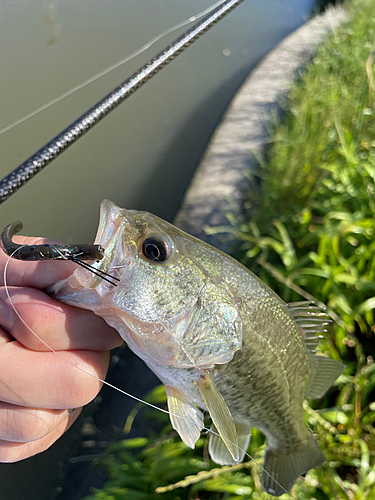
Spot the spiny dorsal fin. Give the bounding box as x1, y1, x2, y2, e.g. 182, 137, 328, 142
196, 370, 239, 462
287, 300, 331, 351
166, 385, 204, 449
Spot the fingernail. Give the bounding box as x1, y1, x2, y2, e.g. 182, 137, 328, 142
0, 299, 14, 332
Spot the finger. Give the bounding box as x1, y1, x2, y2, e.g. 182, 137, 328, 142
0, 326, 12, 347
0, 341, 110, 408
0, 287, 122, 351
0, 407, 82, 463
0, 403, 69, 442
0, 236, 82, 288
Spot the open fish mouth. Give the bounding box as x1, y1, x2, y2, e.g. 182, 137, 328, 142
73, 200, 129, 289
94, 200, 124, 250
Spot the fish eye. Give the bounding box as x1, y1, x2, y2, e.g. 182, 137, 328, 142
142, 235, 171, 262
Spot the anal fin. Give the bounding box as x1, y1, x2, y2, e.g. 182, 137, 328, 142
197, 370, 239, 462
306, 354, 345, 399
262, 435, 324, 496
209, 421, 251, 465
166, 385, 204, 449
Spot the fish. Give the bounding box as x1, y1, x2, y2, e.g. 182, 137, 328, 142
48, 199, 345, 497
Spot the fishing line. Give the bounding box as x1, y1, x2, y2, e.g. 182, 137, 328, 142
69, 257, 120, 286
2, 248, 183, 417
0, 0, 226, 138
0, 0, 246, 203
2, 249, 294, 498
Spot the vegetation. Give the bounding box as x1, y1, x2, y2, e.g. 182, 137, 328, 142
82, 0, 375, 498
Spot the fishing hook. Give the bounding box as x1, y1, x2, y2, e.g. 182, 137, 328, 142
1, 221, 104, 261
1, 221, 120, 286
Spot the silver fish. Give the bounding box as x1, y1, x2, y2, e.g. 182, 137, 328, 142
49, 200, 345, 496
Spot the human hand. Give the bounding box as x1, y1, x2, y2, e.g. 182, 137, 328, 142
0, 235, 123, 462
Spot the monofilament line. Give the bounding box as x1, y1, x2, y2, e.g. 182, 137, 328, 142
0, 0, 226, 138
2, 249, 293, 498
0, 0, 245, 204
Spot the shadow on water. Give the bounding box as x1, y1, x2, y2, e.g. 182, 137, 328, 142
59, 348, 160, 500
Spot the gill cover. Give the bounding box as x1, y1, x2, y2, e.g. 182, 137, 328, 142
54, 200, 243, 370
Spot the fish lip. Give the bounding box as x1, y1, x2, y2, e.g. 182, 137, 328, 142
73, 200, 129, 289
94, 200, 123, 249
95, 200, 138, 265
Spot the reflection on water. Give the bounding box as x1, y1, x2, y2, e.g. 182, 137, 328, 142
0, 2, 315, 499
0, 0, 313, 242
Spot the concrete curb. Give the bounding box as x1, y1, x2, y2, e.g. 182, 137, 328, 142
174, 7, 348, 252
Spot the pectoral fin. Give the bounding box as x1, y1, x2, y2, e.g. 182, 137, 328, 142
196, 371, 239, 462
166, 386, 204, 449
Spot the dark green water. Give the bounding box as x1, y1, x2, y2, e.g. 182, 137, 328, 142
0, 0, 313, 242
0, 1, 315, 499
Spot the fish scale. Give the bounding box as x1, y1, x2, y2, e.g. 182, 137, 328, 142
47, 199, 345, 497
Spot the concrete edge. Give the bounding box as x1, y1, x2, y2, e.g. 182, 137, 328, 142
174, 6, 349, 252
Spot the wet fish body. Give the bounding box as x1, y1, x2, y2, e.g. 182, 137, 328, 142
49, 200, 344, 496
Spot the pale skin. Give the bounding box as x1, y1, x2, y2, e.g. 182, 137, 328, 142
0, 236, 123, 462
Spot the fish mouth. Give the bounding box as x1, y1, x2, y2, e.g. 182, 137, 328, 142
73, 200, 126, 289
93, 200, 123, 249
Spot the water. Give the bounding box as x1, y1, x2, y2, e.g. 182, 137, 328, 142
0, 0, 313, 243
0, 1, 315, 499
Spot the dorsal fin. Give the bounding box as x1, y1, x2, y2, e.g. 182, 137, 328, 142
287, 300, 331, 351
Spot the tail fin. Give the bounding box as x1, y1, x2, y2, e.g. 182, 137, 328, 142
261, 436, 324, 496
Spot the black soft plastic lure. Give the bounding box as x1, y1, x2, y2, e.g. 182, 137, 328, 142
1, 221, 119, 286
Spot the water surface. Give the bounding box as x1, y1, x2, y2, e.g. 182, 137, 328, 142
0, 0, 313, 242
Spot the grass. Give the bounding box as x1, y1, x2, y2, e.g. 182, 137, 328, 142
81, 1, 375, 498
